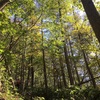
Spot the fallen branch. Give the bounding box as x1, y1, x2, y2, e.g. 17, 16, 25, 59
78, 75, 100, 86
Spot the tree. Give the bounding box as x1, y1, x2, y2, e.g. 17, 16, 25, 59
81, 0, 100, 43
0, 0, 100, 99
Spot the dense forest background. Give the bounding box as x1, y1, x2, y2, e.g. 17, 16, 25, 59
0, 0, 100, 100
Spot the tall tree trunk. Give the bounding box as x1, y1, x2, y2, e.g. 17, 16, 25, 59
42, 42, 48, 89
51, 55, 61, 89
59, 57, 67, 87
30, 56, 34, 89
81, 0, 100, 43
20, 35, 26, 91
78, 33, 96, 88
69, 38, 80, 84
82, 50, 96, 88
24, 66, 31, 90
3, 55, 11, 75
30, 55, 34, 100
51, 58, 57, 89
64, 40, 74, 85
58, 1, 74, 85
20, 54, 25, 90
41, 29, 48, 100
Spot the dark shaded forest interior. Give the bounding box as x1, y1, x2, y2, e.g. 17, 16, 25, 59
0, 0, 100, 100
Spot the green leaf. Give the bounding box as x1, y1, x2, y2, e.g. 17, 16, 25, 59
1, 67, 6, 71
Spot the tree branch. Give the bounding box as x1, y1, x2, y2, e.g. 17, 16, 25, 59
78, 75, 100, 86
0, 0, 10, 11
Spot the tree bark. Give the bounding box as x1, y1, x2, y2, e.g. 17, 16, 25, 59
81, 0, 100, 43
30, 56, 34, 89
20, 54, 25, 90
64, 40, 74, 85
30, 55, 34, 100
24, 66, 31, 90
59, 57, 67, 87
51, 57, 57, 89
41, 26, 48, 99
69, 38, 80, 84
58, 1, 74, 85
78, 33, 96, 88
82, 50, 96, 88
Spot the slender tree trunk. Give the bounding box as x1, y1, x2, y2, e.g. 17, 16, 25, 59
31, 66, 34, 88
57, 76, 62, 89
59, 57, 67, 87
30, 55, 34, 100
78, 33, 96, 88
24, 66, 31, 90
3, 56, 11, 75
69, 38, 80, 84
42, 42, 48, 89
41, 28, 48, 100
31, 56, 34, 89
82, 50, 96, 88
58, 1, 74, 85
21, 54, 25, 90
20, 35, 26, 91
9, 36, 13, 51
51, 58, 56, 89
81, 0, 100, 43
64, 40, 74, 85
